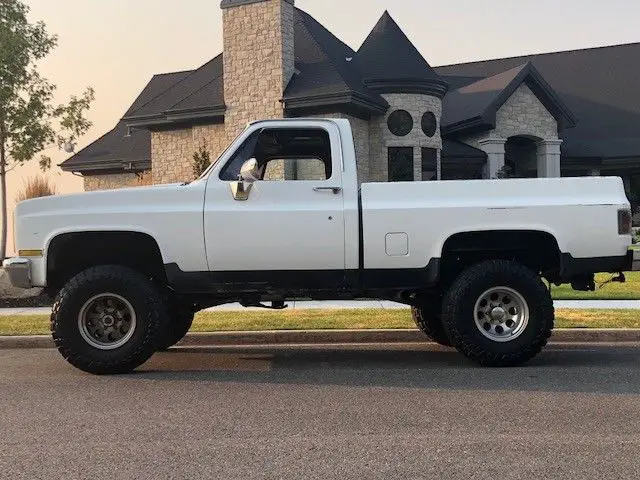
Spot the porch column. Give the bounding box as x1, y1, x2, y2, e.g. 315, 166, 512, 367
478, 138, 506, 179
536, 139, 563, 178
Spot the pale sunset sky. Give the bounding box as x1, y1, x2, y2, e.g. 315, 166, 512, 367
5, 0, 639, 252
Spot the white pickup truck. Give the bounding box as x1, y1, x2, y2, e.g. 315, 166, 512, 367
4, 118, 638, 374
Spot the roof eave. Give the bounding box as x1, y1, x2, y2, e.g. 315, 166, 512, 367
123, 105, 226, 129
441, 116, 491, 136
59, 158, 151, 174
363, 78, 449, 98
284, 91, 389, 116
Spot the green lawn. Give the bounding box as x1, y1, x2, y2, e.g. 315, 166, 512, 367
550, 272, 640, 300
2, 308, 640, 336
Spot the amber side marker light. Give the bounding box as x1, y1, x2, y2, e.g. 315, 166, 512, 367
18, 250, 43, 257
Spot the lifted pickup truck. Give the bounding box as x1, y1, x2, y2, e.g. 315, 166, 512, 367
5, 119, 638, 373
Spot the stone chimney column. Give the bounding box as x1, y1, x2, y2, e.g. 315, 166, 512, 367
221, 0, 295, 138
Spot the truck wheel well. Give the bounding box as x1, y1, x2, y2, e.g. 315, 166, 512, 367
46, 231, 166, 296
440, 230, 561, 284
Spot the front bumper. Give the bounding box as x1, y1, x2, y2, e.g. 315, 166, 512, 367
2, 257, 32, 289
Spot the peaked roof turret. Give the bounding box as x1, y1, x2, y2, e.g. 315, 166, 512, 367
356, 11, 448, 97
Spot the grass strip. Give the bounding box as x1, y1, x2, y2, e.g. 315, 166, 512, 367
550, 272, 640, 300
1, 308, 639, 336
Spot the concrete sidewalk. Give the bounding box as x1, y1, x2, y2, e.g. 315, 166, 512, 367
2, 328, 640, 350
1, 299, 640, 316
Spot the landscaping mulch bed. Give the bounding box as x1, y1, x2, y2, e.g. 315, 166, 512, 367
0, 292, 52, 308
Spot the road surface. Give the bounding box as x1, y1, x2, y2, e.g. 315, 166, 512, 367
1, 343, 640, 479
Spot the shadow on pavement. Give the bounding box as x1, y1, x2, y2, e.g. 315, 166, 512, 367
128, 342, 640, 394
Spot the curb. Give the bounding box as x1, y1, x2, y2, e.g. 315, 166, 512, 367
2, 328, 640, 349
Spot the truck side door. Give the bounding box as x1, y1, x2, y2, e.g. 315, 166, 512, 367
203, 121, 346, 291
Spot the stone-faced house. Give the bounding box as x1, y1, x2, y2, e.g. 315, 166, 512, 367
62, 0, 640, 205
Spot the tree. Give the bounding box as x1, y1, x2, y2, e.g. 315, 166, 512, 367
192, 143, 211, 179
0, 0, 94, 260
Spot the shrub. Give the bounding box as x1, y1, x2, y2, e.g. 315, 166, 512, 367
15, 175, 56, 203
192, 144, 211, 179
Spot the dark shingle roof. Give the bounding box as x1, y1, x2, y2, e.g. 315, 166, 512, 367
283, 9, 388, 115
61, 71, 191, 172
123, 54, 225, 127
436, 43, 640, 158
355, 11, 448, 97
441, 62, 576, 134
442, 139, 487, 159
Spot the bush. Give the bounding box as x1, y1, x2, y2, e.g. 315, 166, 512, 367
15, 175, 56, 203
192, 144, 211, 179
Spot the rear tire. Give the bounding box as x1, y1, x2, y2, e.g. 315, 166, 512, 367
411, 296, 452, 347
442, 260, 554, 367
51, 265, 168, 374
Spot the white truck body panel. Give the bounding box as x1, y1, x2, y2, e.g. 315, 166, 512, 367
14, 182, 208, 287
361, 177, 630, 270
203, 119, 352, 272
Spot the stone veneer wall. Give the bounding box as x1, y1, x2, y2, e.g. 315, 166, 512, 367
84, 171, 152, 191
369, 93, 443, 182
300, 113, 370, 182
462, 84, 559, 149
151, 124, 228, 184
222, 0, 295, 181
223, 0, 293, 137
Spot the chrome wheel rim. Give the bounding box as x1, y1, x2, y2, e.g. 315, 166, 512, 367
473, 286, 529, 343
78, 293, 137, 350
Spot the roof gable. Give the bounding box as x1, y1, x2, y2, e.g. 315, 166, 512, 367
442, 62, 576, 135
436, 42, 640, 158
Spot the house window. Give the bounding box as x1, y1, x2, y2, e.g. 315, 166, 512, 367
422, 147, 437, 180
388, 147, 414, 182
387, 110, 413, 137
423, 147, 483, 180
421, 112, 437, 138
264, 158, 328, 181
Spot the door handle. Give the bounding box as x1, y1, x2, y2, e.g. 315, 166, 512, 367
313, 187, 342, 194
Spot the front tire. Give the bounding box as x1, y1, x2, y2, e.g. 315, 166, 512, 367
157, 304, 195, 351
442, 260, 554, 367
51, 265, 168, 374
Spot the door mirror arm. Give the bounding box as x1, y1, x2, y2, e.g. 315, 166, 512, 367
230, 158, 259, 201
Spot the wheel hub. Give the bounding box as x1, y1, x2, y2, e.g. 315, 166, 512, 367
78, 293, 137, 350
101, 315, 115, 327
490, 306, 506, 322
474, 287, 529, 343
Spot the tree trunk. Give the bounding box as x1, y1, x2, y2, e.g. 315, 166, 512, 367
0, 120, 7, 261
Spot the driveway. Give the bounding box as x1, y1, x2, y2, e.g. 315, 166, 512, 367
1, 343, 640, 479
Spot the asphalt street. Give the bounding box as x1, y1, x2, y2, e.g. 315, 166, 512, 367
1, 342, 640, 479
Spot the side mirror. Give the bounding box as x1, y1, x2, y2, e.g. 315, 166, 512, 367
230, 158, 259, 201
239, 158, 260, 183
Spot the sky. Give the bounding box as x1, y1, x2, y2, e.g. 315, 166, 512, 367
4, 0, 640, 251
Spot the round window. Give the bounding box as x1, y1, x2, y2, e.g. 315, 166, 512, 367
387, 110, 414, 137
421, 112, 437, 137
